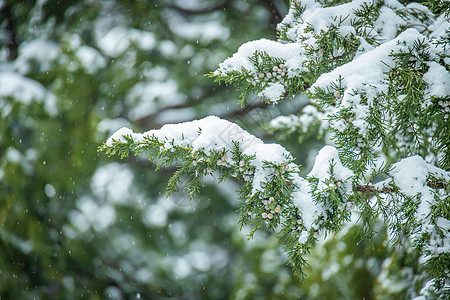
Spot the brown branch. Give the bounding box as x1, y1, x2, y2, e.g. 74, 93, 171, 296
355, 179, 448, 195
427, 179, 448, 190
258, 0, 284, 34
223, 100, 269, 119
134, 90, 221, 129
355, 184, 396, 194
1, 3, 19, 60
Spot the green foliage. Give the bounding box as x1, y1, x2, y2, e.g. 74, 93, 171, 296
3, 0, 450, 298
100, 132, 319, 277
102, 0, 450, 298
302, 224, 424, 300
425, 0, 450, 17
2, 0, 307, 298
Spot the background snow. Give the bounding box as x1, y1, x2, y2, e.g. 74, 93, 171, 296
0, 71, 57, 115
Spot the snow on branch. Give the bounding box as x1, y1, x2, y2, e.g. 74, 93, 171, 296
101, 0, 450, 293
101, 115, 449, 286
101, 116, 366, 276
311, 28, 425, 102
210, 0, 435, 105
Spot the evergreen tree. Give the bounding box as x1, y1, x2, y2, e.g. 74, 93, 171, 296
1, 0, 304, 298
101, 0, 450, 298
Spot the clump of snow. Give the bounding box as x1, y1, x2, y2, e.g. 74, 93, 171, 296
270, 114, 301, 129
70, 196, 116, 232
164, 256, 192, 279
14, 39, 60, 74
308, 145, 354, 192
91, 163, 134, 204
158, 40, 177, 57
107, 116, 263, 157
151, 116, 260, 153
292, 176, 325, 231
133, 30, 156, 50
297, 231, 309, 244
98, 27, 130, 57
428, 14, 449, 42
101, 28, 130, 56
143, 204, 168, 228
294, 0, 367, 36
217, 39, 304, 75
5, 147, 21, 163
170, 19, 230, 43
390, 155, 449, 222
75, 46, 107, 74
106, 128, 136, 146
427, 15, 450, 69
421, 216, 450, 263
97, 27, 156, 57
63, 33, 82, 50
374, 6, 406, 41
0, 71, 57, 116
186, 250, 213, 272
257, 82, 285, 103
423, 61, 450, 98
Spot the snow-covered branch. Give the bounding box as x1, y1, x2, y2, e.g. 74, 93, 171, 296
101, 0, 450, 295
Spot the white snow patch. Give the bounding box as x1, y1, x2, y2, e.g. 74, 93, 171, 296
374, 6, 405, 41
0, 71, 57, 115
313, 29, 424, 93
70, 196, 116, 232
5, 147, 21, 163
143, 205, 168, 227
423, 61, 450, 98
270, 114, 301, 129
292, 176, 325, 230
171, 20, 230, 43
15, 39, 60, 74
76, 46, 107, 74
390, 155, 449, 222
106, 127, 136, 146
257, 82, 285, 103
91, 163, 134, 204
308, 145, 354, 192
218, 39, 304, 75
97, 27, 156, 57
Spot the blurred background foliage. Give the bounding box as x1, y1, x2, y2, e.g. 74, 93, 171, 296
0, 0, 424, 299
